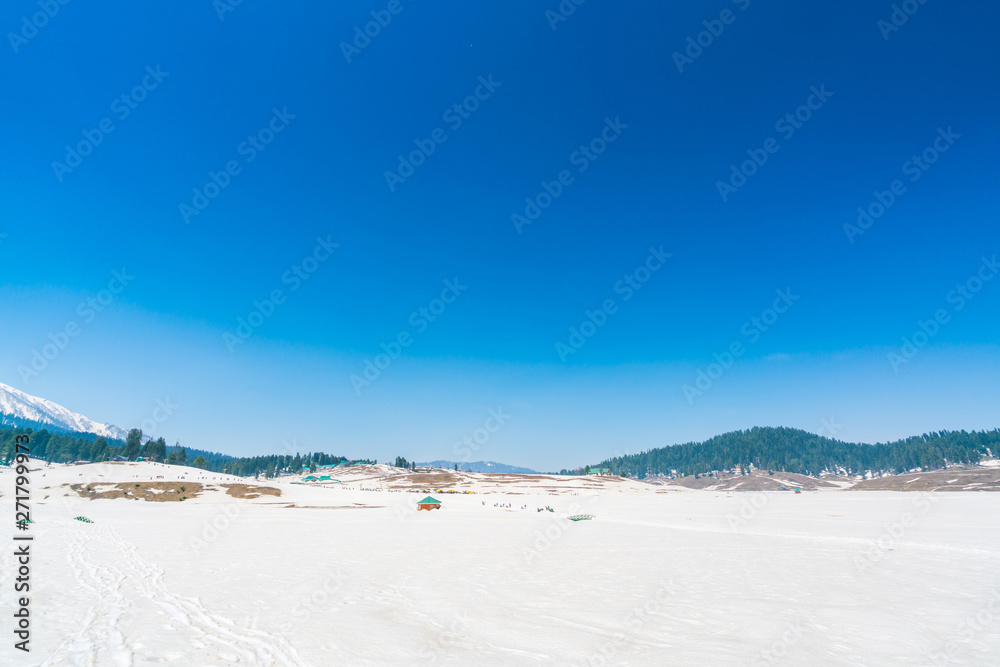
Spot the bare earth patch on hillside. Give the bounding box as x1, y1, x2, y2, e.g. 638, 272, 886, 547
668, 471, 840, 491
849, 468, 1000, 491
69, 482, 203, 502
222, 484, 281, 499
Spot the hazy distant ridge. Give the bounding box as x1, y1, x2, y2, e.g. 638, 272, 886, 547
417, 460, 539, 474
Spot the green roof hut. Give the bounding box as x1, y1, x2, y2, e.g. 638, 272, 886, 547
417, 496, 442, 511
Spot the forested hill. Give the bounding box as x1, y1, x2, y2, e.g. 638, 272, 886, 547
594, 427, 1000, 478
0, 427, 356, 478
0, 427, 231, 470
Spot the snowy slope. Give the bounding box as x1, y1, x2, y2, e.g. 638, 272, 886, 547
12, 465, 1000, 666
0, 381, 127, 440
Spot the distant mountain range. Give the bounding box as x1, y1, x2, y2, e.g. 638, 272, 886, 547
0, 382, 128, 441
0, 382, 543, 474
418, 460, 539, 474
6, 381, 996, 481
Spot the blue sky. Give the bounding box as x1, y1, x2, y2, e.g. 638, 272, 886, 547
1, 0, 998, 470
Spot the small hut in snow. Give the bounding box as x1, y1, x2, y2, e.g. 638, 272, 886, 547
417, 496, 442, 511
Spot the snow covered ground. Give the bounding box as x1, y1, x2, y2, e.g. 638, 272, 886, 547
3, 462, 999, 665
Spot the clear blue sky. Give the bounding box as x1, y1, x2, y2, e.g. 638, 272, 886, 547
1, 1, 998, 470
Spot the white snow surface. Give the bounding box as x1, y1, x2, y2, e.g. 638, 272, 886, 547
3, 461, 1000, 666
0, 381, 127, 440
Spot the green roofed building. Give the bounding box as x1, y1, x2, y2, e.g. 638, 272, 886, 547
417, 496, 441, 511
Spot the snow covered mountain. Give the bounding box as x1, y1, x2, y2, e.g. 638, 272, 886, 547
0, 382, 128, 441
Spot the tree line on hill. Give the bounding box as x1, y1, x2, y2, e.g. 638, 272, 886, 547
0, 427, 167, 466
11, 422, 995, 482
225, 453, 374, 478
0, 426, 371, 479
394, 456, 416, 470
586, 426, 1000, 478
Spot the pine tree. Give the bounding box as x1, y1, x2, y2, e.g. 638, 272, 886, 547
124, 429, 142, 461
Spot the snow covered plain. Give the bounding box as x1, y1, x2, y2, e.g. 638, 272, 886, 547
3, 462, 999, 666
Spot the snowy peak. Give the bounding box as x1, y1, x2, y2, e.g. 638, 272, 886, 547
0, 382, 127, 441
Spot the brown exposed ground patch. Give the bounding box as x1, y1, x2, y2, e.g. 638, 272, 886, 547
222, 483, 281, 499
380, 471, 466, 490
666, 475, 726, 490
667, 471, 839, 491
70, 482, 203, 502
406, 473, 462, 486
848, 468, 1000, 492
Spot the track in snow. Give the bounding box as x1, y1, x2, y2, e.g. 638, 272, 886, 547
41, 520, 309, 666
